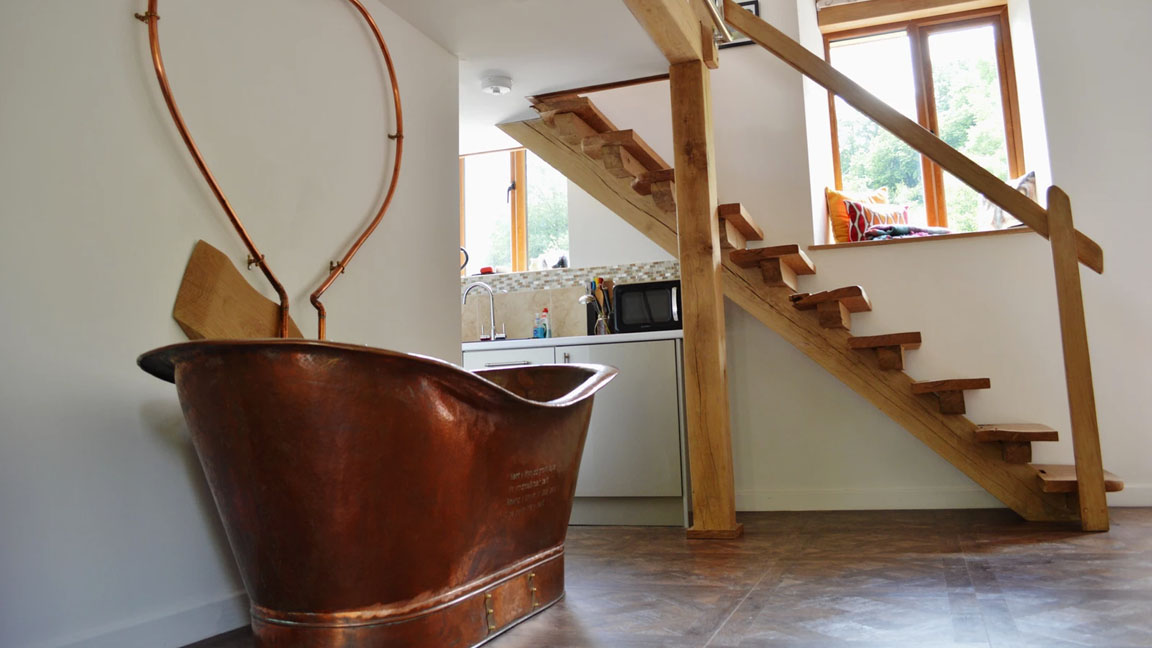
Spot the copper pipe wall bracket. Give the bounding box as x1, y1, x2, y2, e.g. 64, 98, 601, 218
134, 11, 159, 22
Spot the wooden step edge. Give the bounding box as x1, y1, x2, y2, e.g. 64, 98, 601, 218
975, 424, 1059, 443
1032, 464, 1124, 493
539, 111, 599, 146
848, 332, 922, 350
728, 245, 816, 275
910, 378, 992, 394
582, 129, 669, 171
792, 286, 871, 313
531, 96, 617, 133
632, 168, 675, 196
717, 203, 765, 241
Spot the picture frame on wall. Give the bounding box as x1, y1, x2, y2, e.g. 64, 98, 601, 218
719, 0, 761, 49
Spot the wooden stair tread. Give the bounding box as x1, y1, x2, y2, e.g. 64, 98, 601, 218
717, 203, 765, 241
582, 130, 669, 171
1032, 464, 1124, 493
728, 245, 816, 274
532, 97, 616, 133
911, 378, 991, 394
792, 286, 871, 313
975, 424, 1059, 443
632, 168, 675, 195
849, 332, 922, 350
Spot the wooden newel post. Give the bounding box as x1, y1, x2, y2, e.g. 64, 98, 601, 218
670, 60, 742, 539
1047, 186, 1108, 531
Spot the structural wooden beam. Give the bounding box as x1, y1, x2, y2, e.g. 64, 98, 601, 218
500, 115, 1080, 524
669, 59, 741, 539
622, 0, 706, 64
1047, 186, 1109, 531
724, 0, 1103, 274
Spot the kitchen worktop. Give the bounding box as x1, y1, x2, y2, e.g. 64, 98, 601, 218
462, 329, 683, 352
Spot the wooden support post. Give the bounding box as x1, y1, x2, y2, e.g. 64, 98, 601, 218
759, 259, 797, 290
875, 346, 904, 371
1002, 442, 1032, 465
816, 301, 851, 330
937, 391, 966, 415
670, 60, 741, 539
1047, 186, 1109, 531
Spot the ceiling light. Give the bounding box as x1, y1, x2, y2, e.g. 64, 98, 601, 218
481, 75, 512, 96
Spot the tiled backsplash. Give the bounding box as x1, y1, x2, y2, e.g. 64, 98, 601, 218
460, 261, 680, 342
459, 260, 680, 293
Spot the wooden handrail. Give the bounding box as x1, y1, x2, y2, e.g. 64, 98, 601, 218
723, 0, 1103, 274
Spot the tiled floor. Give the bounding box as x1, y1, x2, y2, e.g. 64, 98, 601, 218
187, 508, 1152, 647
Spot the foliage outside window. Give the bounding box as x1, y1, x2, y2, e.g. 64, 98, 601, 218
460, 149, 569, 273
826, 6, 1024, 232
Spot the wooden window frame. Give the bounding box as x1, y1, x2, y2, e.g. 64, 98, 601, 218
459, 147, 530, 273
825, 5, 1025, 230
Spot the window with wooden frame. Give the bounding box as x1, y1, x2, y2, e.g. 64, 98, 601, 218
824, 3, 1025, 232
459, 148, 569, 274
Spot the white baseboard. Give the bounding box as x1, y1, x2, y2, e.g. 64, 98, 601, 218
1104, 483, 1152, 507
47, 591, 249, 648
737, 483, 1152, 511
736, 486, 1003, 511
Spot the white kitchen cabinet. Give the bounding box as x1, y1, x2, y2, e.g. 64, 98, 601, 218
460, 346, 555, 370
560, 340, 683, 498
462, 333, 687, 526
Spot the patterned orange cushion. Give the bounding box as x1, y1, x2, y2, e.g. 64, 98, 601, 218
826, 187, 888, 243
844, 200, 909, 241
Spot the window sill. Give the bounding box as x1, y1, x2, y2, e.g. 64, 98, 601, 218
809, 226, 1034, 251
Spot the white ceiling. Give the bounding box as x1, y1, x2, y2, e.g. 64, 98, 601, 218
377, 0, 669, 153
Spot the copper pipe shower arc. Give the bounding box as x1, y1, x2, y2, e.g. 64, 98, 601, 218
137, 0, 404, 340
310, 0, 405, 341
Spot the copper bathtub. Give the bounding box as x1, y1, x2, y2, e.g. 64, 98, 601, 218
138, 340, 617, 647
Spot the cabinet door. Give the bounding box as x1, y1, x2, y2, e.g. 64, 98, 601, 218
462, 347, 555, 371
561, 340, 682, 497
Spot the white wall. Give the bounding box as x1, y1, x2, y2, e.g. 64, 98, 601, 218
558, 1, 1152, 510
0, 2, 458, 647
568, 181, 673, 268
1027, 0, 1152, 505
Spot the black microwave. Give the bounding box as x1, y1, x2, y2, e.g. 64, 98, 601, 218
612, 280, 682, 333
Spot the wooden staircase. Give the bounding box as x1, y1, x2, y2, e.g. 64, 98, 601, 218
500, 93, 1123, 526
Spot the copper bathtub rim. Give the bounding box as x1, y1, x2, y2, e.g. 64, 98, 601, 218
138, 0, 405, 340
136, 339, 619, 408
249, 548, 564, 628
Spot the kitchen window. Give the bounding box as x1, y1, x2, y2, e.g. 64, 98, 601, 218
825, 5, 1024, 231
459, 148, 570, 274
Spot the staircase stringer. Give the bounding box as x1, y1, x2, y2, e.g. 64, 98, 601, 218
500, 116, 1079, 523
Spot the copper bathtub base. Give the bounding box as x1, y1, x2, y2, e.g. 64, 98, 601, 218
251, 550, 565, 648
